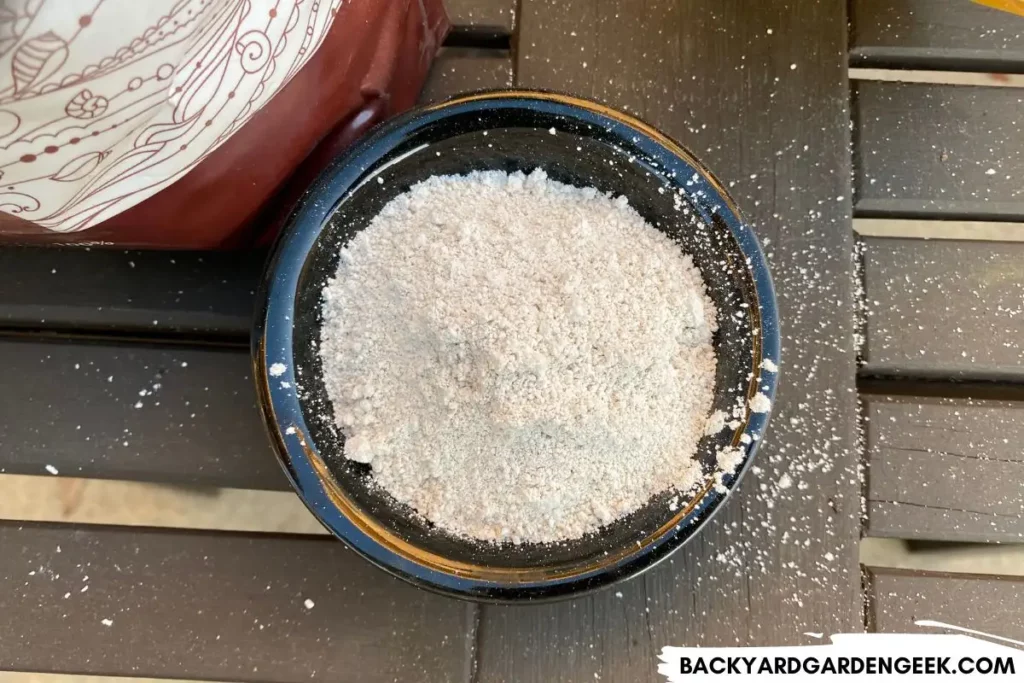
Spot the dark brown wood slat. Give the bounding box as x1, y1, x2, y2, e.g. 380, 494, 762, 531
861, 237, 1024, 381
0, 521, 470, 682
867, 567, 1024, 640
420, 48, 513, 103
0, 249, 261, 340
477, 1, 861, 680
853, 81, 1024, 221
864, 395, 1024, 542
446, 0, 516, 32
0, 338, 286, 490
850, 0, 1024, 71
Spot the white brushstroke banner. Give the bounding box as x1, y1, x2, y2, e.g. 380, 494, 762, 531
659, 623, 1022, 682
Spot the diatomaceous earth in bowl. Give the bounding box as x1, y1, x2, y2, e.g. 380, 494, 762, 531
318, 169, 721, 544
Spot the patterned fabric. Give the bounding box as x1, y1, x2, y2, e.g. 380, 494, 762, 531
0, 0, 341, 232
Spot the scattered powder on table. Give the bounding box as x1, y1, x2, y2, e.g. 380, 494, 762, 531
319, 169, 719, 544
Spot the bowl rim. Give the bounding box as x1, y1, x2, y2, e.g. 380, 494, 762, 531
252, 89, 781, 603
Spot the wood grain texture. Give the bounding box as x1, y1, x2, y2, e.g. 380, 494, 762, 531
853, 81, 1024, 221
0, 249, 261, 340
445, 0, 516, 32
864, 395, 1024, 542
477, 1, 861, 680
850, 0, 1024, 71
0, 338, 286, 490
420, 48, 513, 103
0, 521, 471, 682
867, 567, 1024, 640
861, 237, 1024, 380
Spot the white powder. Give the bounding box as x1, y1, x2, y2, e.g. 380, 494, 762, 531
320, 169, 718, 544
716, 446, 744, 474
749, 392, 772, 413
704, 409, 729, 436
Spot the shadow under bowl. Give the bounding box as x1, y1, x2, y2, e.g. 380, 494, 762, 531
253, 91, 780, 602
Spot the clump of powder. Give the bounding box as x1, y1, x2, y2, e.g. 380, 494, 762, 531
704, 409, 729, 435
749, 392, 772, 413
319, 169, 719, 544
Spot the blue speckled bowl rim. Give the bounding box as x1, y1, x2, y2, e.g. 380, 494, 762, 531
253, 91, 780, 602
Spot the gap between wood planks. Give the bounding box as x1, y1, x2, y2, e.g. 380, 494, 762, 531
854, 219, 1024, 241
858, 378, 1024, 402
0, 474, 324, 535
861, 538, 1024, 578
0, 675, 228, 683
849, 68, 1024, 87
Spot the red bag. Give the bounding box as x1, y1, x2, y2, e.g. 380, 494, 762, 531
0, 0, 449, 248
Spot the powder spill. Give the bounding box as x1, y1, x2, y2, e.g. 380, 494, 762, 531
320, 169, 719, 544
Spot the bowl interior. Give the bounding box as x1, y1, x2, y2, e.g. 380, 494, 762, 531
287, 103, 761, 584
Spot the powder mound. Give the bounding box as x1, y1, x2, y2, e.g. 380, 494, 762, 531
319, 169, 718, 544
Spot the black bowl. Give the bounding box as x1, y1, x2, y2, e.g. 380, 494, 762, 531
253, 91, 780, 602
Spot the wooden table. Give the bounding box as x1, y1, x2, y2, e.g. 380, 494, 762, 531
1, 0, 1021, 680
